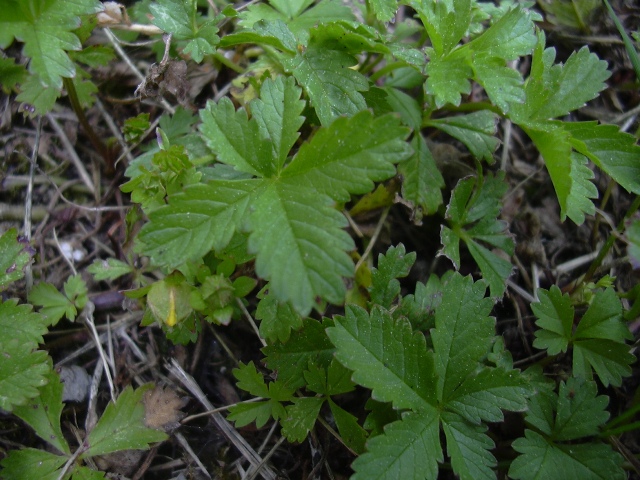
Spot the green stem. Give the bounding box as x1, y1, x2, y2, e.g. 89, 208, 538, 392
581, 195, 640, 285
62, 77, 112, 169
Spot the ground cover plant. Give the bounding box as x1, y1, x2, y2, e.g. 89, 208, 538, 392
1, 0, 640, 478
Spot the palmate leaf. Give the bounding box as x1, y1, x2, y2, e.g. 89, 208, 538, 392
532, 287, 633, 386
439, 174, 514, 298
137, 78, 410, 314
1, 0, 102, 89
510, 378, 625, 480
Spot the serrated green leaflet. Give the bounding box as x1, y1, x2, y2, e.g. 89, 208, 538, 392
0, 337, 51, 411
426, 111, 499, 163
1, 0, 102, 89
0, 448, 67, 480
14, 370, 70, 455
327, 305, 437, 410
85, 385, 167, 457
0, 228, 33, 290
280, 397, 324, 441
369, 244, 416, 309
352, 410, 441, 480
442, 413, 495, 480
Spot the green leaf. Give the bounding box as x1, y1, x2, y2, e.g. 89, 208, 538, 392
411, 0, 472, 56
85, 385, 168, 457
269, 0, 314, 18
256, 290, 303, 344
327, 305, 437, 411
531, 286, 574, 355
280, 396, 324, 442
369, 0, 397, 22
286, 45, 368, 125
426, 111, 500, 163
328, 399, 367, 454
15, 74, 60, 115
229, 362, 294, 427
562, 120, 640, 195
263, 318, 335, 390
441, 412, 495, 480
0, 299, 50, 349
512, 32, 610, 122
471, 55, 525, 113
13, 370, 70, 454
249, 182, 354, 314
251, 76, 305, 170
627, 218, 640, 268
150, 0, 219, 62
425, 52, 472, 108
1, 0, 102, 89
136, 180, 259, 268
0, 448, 67, 480
0, 336, 51, 412
439, 174, 514, 298
28, 279, 80, 324
351, 410, 441, 480
510, 430, 625, 480
397, 275, 443, 331
533, 287, 633, 386
397, 135, 445, 218
431, 274, 494, 402
87, 258, 134, 281
0, 228, 33, 290
282, 110, 412, 202
369, 244, 416, 309
0, 57, 28, 93
221, 19, 298, 53
511, 377, 624, 479
199, 97, 275, 177
523, 125, 596, 224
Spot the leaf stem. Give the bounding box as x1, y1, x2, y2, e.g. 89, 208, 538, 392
62, 77, 113, 173
581, 195, 640, 286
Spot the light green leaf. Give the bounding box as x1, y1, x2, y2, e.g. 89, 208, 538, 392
14, 370, 70, 454
471, 55, 525, 113
0, 337, 51, 412
531, 286, 574, 355
351, 410, 441, 480
397, 135, 445, 218
328, 399, 367, 454
264, 318, 335, 390
369, 244, 416, 309
1, 0, 102, 89
136, 180, 260, 268
446, 367, 531, 424
233, 361, 270, 398
0, 448, 67, 480
327, 305, 436, 411
510, 430, 625, 480
432, 274, 494, 402
0, 299, 50, 349
87, 258, 134, 281
249, 182, 354, 315
28, 282, 75, 325
425, 52, 472, 108
85, 385, 167, 457
410, 0, 471, 56
573, 339, 634, 388
199, 97, 275, 177
220, 19, 298, 53
286, 46, 368, 125
465, 6, 536, 60
256, 291, 303, 344
150, 0, 219, 62
228, 401, 280, 428
15, 74, 60, 115
627, 219, 640, 268
439, 175, 514, 297
369, 0, 397, 22
562, 120, 640, 195
441, 413, 495, 480
426, 111, 500, 163
280, 396, 324, 442
524, 125, 596, 224
251, 76, 305, 170
269, 0, 314, 18
72, 466, 107, 480
0, 228, 32, 290
282, 110, 412, 202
